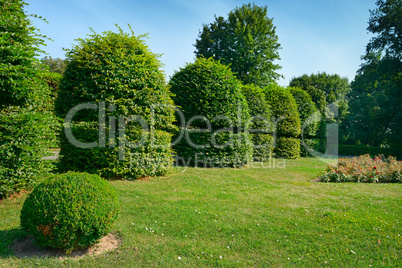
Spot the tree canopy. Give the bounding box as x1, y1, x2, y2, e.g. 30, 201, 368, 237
343, 0, 401, 147
194, 3, 281, 86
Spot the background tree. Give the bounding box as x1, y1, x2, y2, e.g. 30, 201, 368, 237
41, 56, 68, 74
345, 0, 401, 147
195, 3, 281, 86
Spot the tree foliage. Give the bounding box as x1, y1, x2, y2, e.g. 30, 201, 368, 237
366, 0, 401, 60
41, 56, 68, 74
345, 0, 401, 147
194, 3, 281, 86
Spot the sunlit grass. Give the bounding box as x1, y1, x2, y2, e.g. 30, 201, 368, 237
0, 158, 400, 267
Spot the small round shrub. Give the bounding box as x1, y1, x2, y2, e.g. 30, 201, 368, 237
20, 172, 120, 253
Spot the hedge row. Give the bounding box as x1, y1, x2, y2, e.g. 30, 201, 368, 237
59, 122, 172, 179
0, 108, 55, 199
339, 145, 402, 159
173, 129, 253, 167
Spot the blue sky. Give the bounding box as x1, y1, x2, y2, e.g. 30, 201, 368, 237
26, 0, 377, 86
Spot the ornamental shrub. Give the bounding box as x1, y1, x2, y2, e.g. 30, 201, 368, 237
173, 130, 253, 167
169, 58, 252, 166
264, 85, 301, 158
289, 87, 320, 157
275, 137, 300, 159
169, 57, 250, 130
264, 84, 301, 137
56, 26, 175, 128
59, 122, 172, 179
241, 84, 273, 161
20, 172, 120, 253
0, 107, 54, 199
56, 26, 175, 178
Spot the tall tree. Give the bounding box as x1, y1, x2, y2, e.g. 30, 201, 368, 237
194, 3, 281, 86
366, 0, 401, 60
289, 72, 350, 121
345, 0, 401, 147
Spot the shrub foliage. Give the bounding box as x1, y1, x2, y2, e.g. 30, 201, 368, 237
169, 58, 252, 166
264, 85, 301, 158
20, 172, 120, 253
56, 27, 175, 178
0, 0, 55, 198
241, 84, 273, 160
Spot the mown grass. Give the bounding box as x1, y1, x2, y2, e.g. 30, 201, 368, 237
0, 158, 400, 267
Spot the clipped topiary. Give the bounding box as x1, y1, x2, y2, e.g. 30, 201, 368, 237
169, 57, 252, 167
20, 172, 119, 254
241, 84, 274, 161
56, 26, 175, 179
264, 85, 301, 158
289, 87, 320, 157
169, 57, 250, 130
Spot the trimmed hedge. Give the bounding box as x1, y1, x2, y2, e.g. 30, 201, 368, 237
59, 122, 172, 179
264, 84, 301, 137
170, 58, 252, 167
173, 129, 253, 168
169, 57, 250, 130
252, 133, 274, 161
56, 27, 174, 178
264, 85, 301, 159
20, 172, 119, 253
274, 136, 300, 159
0, 107, 54, 199
339, 145, 402, 159
241, 84, 273, 161
289, 87, 320, 157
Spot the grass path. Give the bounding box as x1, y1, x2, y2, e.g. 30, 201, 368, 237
0, 158, 400, 267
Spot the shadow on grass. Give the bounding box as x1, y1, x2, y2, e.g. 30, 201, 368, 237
0, 228, 27, 258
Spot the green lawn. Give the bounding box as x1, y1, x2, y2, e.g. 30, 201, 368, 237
0, 158, 400, 267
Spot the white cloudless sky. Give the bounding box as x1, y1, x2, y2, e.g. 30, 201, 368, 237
26, 0, 377, 86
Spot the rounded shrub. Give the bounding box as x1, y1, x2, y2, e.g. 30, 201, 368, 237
20, 172, 119, 253
169, 58, 252, 167
264, 85, 301, 159
56, 26, 175, 179
241, 84, 273, 161
56, 27, 174, 127
264, 84, 301, 137
289, 87, 320, 157
169, 57, 250, 130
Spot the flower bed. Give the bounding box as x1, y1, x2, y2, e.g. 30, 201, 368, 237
319, 154, 402, 183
